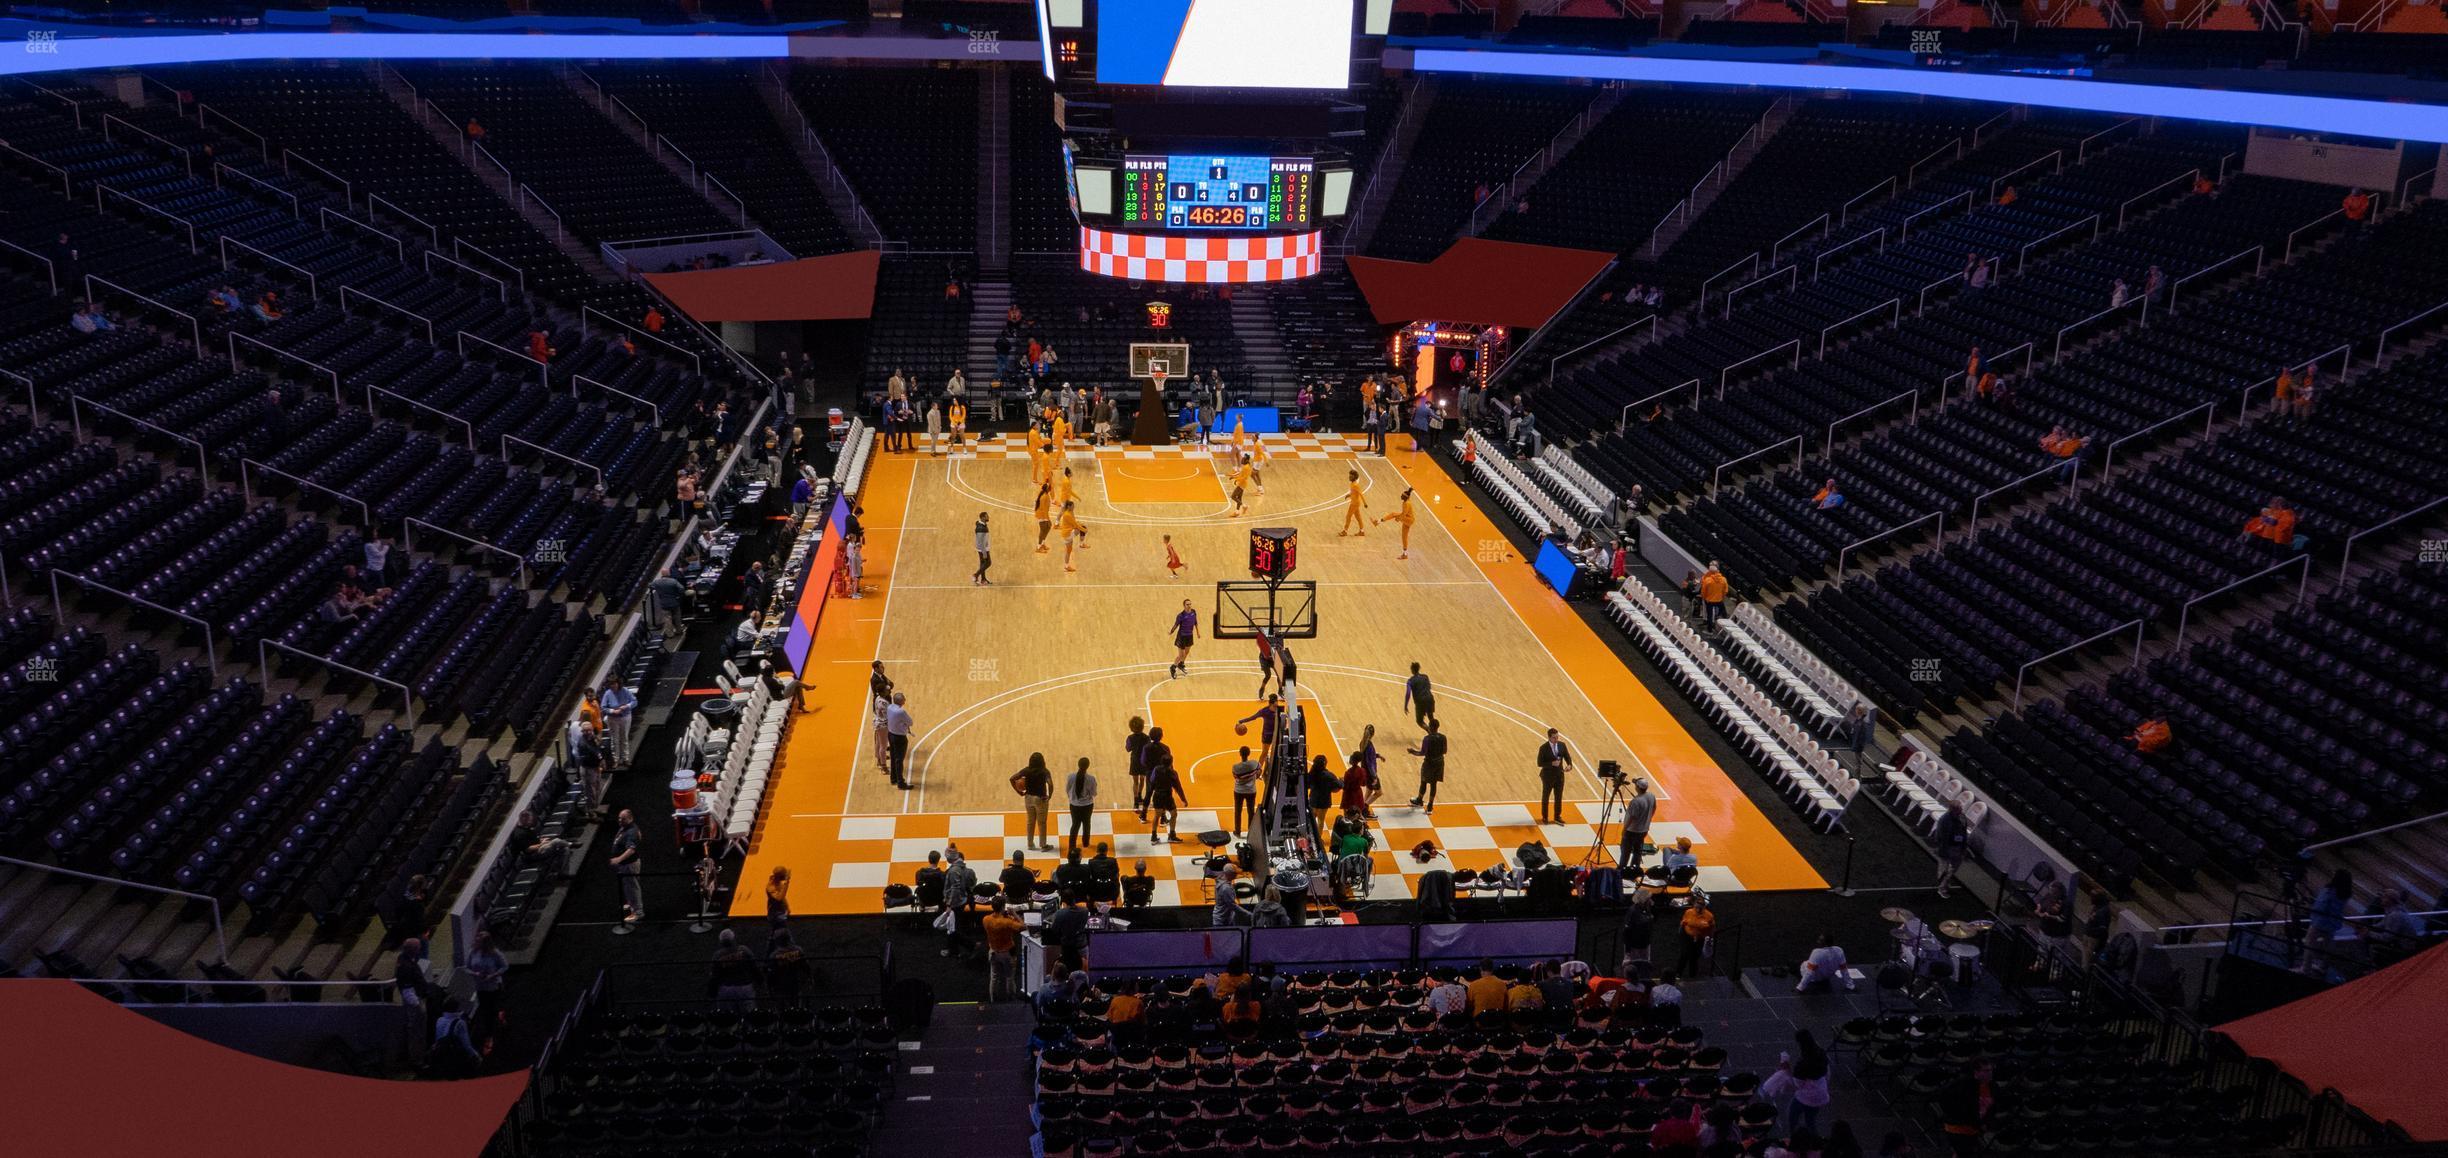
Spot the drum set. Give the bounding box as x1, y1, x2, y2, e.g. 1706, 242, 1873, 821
1884, 907, 1995, 984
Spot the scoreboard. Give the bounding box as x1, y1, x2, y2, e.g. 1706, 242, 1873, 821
1119, 155, 1316, 232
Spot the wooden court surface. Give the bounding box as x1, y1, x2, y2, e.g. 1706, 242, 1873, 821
733, 433, 1822, 916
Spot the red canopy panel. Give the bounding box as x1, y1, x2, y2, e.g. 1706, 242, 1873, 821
2217, 941, 2448, 1141
0, 979, 528, 1158
643, 250, 882, 323
1344, 237, 1614, 330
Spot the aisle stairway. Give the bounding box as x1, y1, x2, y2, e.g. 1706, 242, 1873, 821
869, 1000, 1038, 1155
966, 280, 1013, 389
1230, 290, 1296, 394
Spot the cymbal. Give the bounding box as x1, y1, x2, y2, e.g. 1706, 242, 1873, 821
1880, 906, 1916, 923
1939, 919, 1996, 939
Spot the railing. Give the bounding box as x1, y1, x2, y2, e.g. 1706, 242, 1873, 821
458, 331, 549, 390
503, 434, 605, 491
197, 104, 271, 160
2285, 208, 2344, 262
1918, 271, 1966, 317
423, 250, 508, 301
2172, 554, 2313, 652
1643, 196, 1690, 260
217, 235, 317, 302
1820, 297, 1901, 357
1971, 106, 2016, 147
2164, 245, 2261, 316
1719, 339, 1802, 399
101, 113, 194, 177
403, 516, 530, 588
2117, 168, 2200, 229
84, 275, 203, 352
0, 140, 73, 197
581, 306, 703, 374
2375, 297, 2448, 364
51, 568, 221, 674
1835, 509, 1944, 579
1343, 74, 1424, 250
0, 238, 60, 295
2097, 400, 2215, 483
280, 151, 352, 209
2076, 117, 2140, 162
2018, 213, 2100, 274
319, 210, 402, 263
1770, 213, 1831, 266
1617, 378, 1704, 431
1547, 313, 1657, 390
1839, 178, 1896, 227
259, 637, 417, 730
240, 458, 371, 526
2052, 295, 2148, 364
1710, 433, 1804, 495
1907, 140, 1962, 188
1989, 150, 2062, 202
212, 162, 298, 218
1965, 460, 2076, 532
704, 174, 751, 228
19, 79, 85, 127
1824, 388, 1919, 451
1941, 340, 2035, 402
2400, 166, 2437, 208
1722, 264, 1797, 318
2236, 343, 2352, 419
655, 132, 699, 179
367, 193, 439, 247
337, 286, 434, 345
0, 367, 30, 422
0, 854, 227, 966
2010, 619, 2145, 711
96, 185, 198, 254
471, 141, 514, 189
68, 394, 210, 484
365, 383, 475, 450
1898, 188, 1975, 245
573, 374, 665, 427
449, 239, 527, 295
1812, 228, 1885, 282
2335, 494, 2448, 593
517, 183, 565, 243
1698, 253, 1759, 309
228, 332, 342, 401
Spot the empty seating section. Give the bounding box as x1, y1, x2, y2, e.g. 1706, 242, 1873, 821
1006, 256, 1248, 389
1365, 82, 1593, 261
861, 256, 972, 397
1482, 90, 1775, 254
788, 68, 978, 249
589, 66, 854, 258
1260, 266, 1386, 392
520, 1004, 897, 1157
1009, 70, 1077, 255
1770, 202, 2448, 727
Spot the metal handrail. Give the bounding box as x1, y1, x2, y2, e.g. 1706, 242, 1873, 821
2375, 297, 2448, 364
240, 458, 371, 526
581, 306, 702, 373
1898, 188, 1975, 244
2052, 295, 2147, 364
281, 151, 352, 209
50, 568, 220, 674
1548, 313, 1658, 389
1971, 106, 2015, 147
2172, 554, 2313, 651
503, 434, 605, 491
2337, 494, 2448, 592
2075, 117, 2140, 162
1906, 140, 1962, 188
457, 330, 549, 390
84, 275, 203, 352
320, 210, 403, 263
1824, 388, 1919, 451
1965, 460, 2074, 531
0, 853, 227, 965
603, 228, 764, 252
2010, 619, 2145, 711
471, 140, 514, 188
0, 139, 73, 196
68, 394, 210, 484
657, 132, 700, 178
2285, 208, 2345, 262
704, 173, 751, 229
1710, 434, 1804, 495
1717, 338, 1802, 400
337, 286, 434, 345
2118, 168, 2200, 229
258, 637, 416, 730
2097, 401, 2215, 483
102, 113, 194, 177
2018, 213, 2100, 274
1943, 339, 2035, 402
1989, 149, 2062, 202
1699, 253, 1759, 308
1835, 509, 1944, 579
365, 383, 475, 450
1723, 264, 1797, 318
1919, 271, 1966, 317
1644, 197, 1688, 259
1771, 213, 1830, 264
423, 250, 507, 301
1820, 297, 1902, 357
573, 373, 665, 427
1813, 228, 1885, 282
96, 185, 197, 254
2165, 245, 2262, 316
197, 104, 270, 160
1839, 178, 1895, 226
2401, 167, 2437, 207
0, 237, 60, 295
367, 194, 439, 247
1617, 378, 1704, 431
211, 162, 298, 218
228, 332, 342, 402
217, 235, 318, 302
403, 516, 529, 588
517, 183, 565, 243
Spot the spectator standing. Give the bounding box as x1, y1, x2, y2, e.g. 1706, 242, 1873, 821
1228, 746, 1261, 837
982, 899, 1025, 1001
765, 931, 811, 1005
1619, 776, 1656, 869
1407, 717, 1448, 814
1534, 727, 1573, 825
463, 930, 508, 1047
1047, 892, 1091, 970
1699, 563, 1730, 626
1015, 752, 1055, 851
1677, 896, 1716, 977
1621, 891, 1657, 973
709, 930, 759, 1009
1933, 801, 1970, 897
940, 848, 978, 957
765, 865, 793, 930
599, 679, 636, 770
1402, 662, 1436, 730
1789, 1029, 1832, 1133
1145, 751, 1187, 843
1064, 758, 1098, 857
650, 571, 685, 648
885, 693, 914, 789
1938, 1061, 1999, 1155
609, 810, 643, 927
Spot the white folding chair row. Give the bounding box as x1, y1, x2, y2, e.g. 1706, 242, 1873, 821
1463, 442, 1557, 540
1883, 748, 1988, 836
1465, 432, 1579, 541
1717, 621, 1842, 728
1531, 458, 1606, 529
835, 421, 875, 497
1539, 446, 1615, 512
1732, 602, 1869, 722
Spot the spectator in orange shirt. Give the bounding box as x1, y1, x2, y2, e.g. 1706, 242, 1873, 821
2342, 187, 2372, 224
1996, 185, 2019, 207
1699, 562, 1730, 626
1975, 370, 1998, 403
2192, 173, 2215, 196
981, 898, 1025, 1001
465, 118, 485, 141
1965, 344, 1981, 385
1811, 478, 1845, 510
2244, 496, 2298, 548
2128, 717, 2172, 755
2040, 425, 2088, 479
643, 306, 665, 333
527, 329, 555, 363
2272, 366, 2298, 416
1464, 958, 1510, 1015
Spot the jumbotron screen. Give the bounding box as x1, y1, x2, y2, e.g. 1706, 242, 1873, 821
1095, 0, 1354, 89
1119, 155, 1316, 231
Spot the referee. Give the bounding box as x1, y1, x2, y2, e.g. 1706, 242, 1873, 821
1403, 662, 1435, 730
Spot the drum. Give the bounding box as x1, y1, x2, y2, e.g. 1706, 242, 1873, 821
670, 773, 700, 810
1948, 942, 1983, 983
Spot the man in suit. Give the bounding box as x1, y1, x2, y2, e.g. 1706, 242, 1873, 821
1535, 727, 1573, 825
738, 560, 768, 616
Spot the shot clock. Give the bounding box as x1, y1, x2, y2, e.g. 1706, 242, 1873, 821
1249, 527, 1299, 581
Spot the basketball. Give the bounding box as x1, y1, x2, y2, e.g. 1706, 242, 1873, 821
1235, 722, 1249, 736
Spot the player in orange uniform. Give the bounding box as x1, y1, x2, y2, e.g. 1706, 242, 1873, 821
1338, 469, 1368, 536
947, 399, 967, 455
1033, 482, 1055, 553
1163, 533, 1183, 578
1249, 435, 1270, 495
1058, 502, 1088, 572
1376, 487, 1417, 559
1227, 454, 1256, 518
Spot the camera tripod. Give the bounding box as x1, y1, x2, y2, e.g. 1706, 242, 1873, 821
1578, 774, 1627, 869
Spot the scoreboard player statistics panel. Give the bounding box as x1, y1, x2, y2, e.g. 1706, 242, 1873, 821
1119, 155, 1316, 232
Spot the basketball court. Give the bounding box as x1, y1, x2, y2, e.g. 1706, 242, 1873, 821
735, 380, 1822, 915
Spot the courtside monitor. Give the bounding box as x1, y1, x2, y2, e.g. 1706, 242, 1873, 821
1534, 538, 1578, 599
1095, 0, 1355, 90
